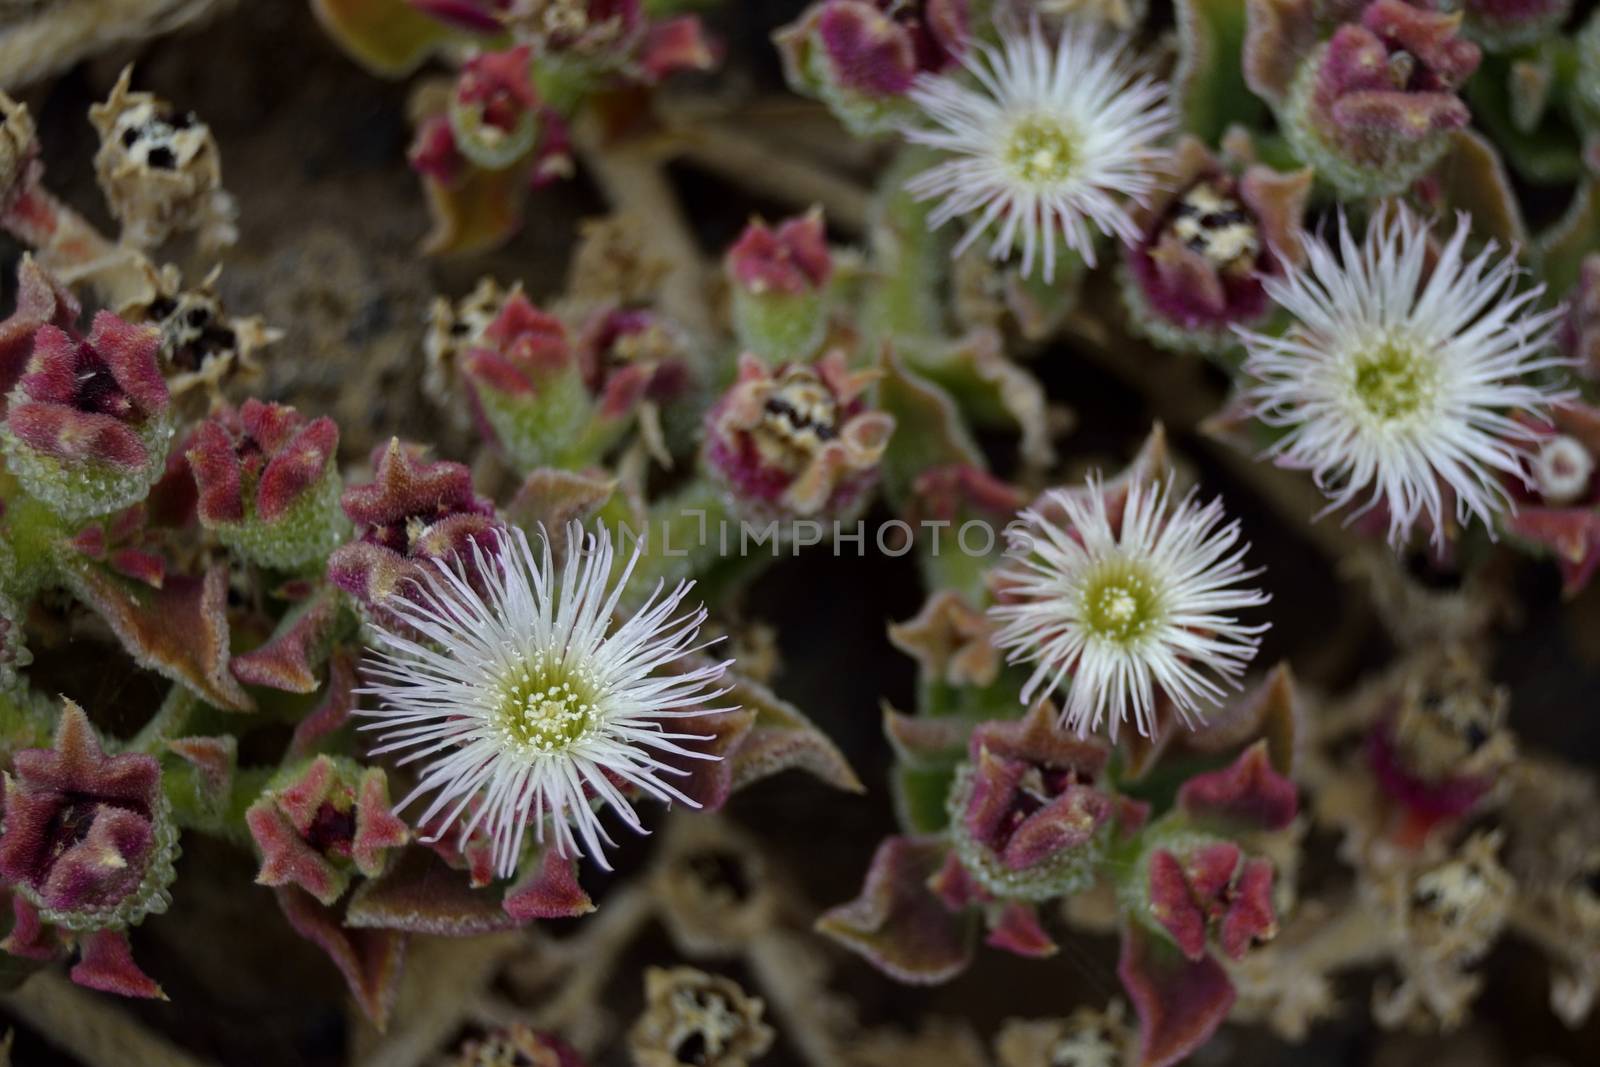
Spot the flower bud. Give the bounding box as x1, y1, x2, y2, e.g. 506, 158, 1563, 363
0, 701, 177, 931
1, 310, 173, 523
1281, 0, 1480, 196
326, 438, 499, 630
726, 210, 834, 364
449, 46, 541, 169
946, 704, 1114, 901
776, 0, 969, 134
246, 756, 410, 906
189, 400, 347, 570
702, 352, 893, 524
460, 291, 641, 470
1139, 839, 1278, 960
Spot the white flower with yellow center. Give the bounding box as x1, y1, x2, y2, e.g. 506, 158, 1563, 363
1239, 207, 1571, 548
989, 480, 1269, 740
359, 523, 731, 878
901, 19, 1172, 282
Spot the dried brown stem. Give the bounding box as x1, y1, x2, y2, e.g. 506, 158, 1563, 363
573, 118, 714, 339
667, 122, 871, 235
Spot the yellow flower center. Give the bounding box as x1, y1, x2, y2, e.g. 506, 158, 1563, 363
493, 654, 602, 753
1352, 340, 1436, 422
1004, 115, 1080, 185
1081, 561, 1163, 644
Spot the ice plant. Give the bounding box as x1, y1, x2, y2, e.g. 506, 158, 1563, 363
358, 523, 733, 878
702, 351, 893, 524
1277, 0, 1481, 197
1239, 207, 1569, 550
1, 308, 173, 524
188, 398, 347, 571
989, 478, 1269, 739
775, 0, 970, 135
726, 209, 835, 364
1120, 135, 1312, 355
901, 18, 1172, 281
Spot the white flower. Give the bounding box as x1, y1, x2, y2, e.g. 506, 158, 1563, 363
1239, 207, 1571, 548
359, 523, 732, 878
901, 19, 1172, 282
989, 479, 1269, 740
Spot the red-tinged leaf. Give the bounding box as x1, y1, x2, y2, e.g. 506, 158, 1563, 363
1118, 920, 1236, 1067
276, 886, 406, 1029
816, 836, 975, 984
419, 162, 527, 256
501, 845, 594, 922
985, 901, 1057, 958
62, 559, 253, 712
726, 673, 862, 796
0, 895, 60, 961
232, 586, 346, 694
1504, 507, 1600, 597
1177, 740, 1299, 832
353, 769, 411, 878
346, 848, 521, 935
287, 648, 360, 761
70, 929, 164, 1000
248, 801, 348, 906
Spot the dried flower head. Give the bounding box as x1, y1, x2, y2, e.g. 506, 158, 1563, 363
1240, 206, 1570, 549
124, 264, 276, 405
629, 967, 774, 1067
902, 18, 1172, 281
703, 352, 894, 523
0, 90, 39, 213
89, 66, 236, 249
359, 523, 733, 878
447, 1025, 587, 1067
990, 478, 1269, 739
